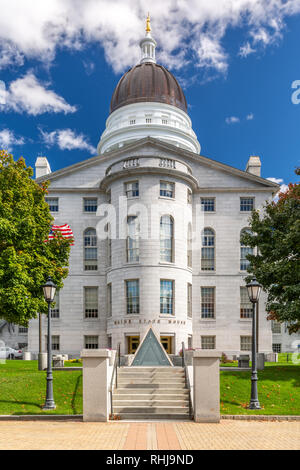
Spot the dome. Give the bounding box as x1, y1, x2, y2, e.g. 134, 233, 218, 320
110, 62, 187, 114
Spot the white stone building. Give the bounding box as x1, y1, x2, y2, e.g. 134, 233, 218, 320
26, 22, 296, 359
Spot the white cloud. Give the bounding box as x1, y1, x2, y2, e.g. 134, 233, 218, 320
267, 177, 289, 201
0, 129, 25, 151
0, 1, 299, 74
239, 42, 256, 58
246, 113, 254, 120
4, 72, 77, 115
225, 116, 240, 124
40, 128, 96, 154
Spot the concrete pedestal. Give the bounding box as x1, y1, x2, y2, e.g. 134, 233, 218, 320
38, 353, 47, 371
257, 353, 265, 370
81, 349, 112, 422
193, 351, 221, 423
23, 352, 31, 360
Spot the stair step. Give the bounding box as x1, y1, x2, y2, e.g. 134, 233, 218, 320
116, 383, 187, 389
113, 393, 189, 399
115, 413, 190, 420
113, 400, 189, 406
113, 406, 189, 414
115, 388, 189, 395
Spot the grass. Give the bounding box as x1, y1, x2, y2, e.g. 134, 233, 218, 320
0, 360, 82, 415
0, 360, 299, 416
220, 365, 300, 415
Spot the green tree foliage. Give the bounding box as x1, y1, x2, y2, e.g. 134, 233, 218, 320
241, 180, 300, 333
0, 150, 71, 325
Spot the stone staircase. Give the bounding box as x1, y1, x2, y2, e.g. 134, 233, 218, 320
112, 367, 191, 420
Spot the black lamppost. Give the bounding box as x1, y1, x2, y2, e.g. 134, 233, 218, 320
42, 276, 57, 410
246, 277, 262, 410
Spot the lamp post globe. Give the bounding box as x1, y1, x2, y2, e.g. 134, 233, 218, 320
42, 276, 57, 410
246, 276, 262, 410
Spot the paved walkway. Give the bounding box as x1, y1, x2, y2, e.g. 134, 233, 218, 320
0, 420, 299, 450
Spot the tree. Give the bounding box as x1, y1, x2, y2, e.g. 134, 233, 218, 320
241, 178, 300, 333
0, 150, 72, 325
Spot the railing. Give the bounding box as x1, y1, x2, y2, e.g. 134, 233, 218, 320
182, 341, 193, 420
109, 343, 120, 417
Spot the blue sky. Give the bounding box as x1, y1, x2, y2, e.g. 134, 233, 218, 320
0, 0, 300, 192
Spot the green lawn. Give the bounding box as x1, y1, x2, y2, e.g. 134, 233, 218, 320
0, 361, 82, 415
220, 365, 300, 415
0, 360, 299, 416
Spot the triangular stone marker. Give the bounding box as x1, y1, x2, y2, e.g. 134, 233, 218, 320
131, 327, 173, 366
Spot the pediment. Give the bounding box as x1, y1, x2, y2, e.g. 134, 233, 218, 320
36, 137, 279, 192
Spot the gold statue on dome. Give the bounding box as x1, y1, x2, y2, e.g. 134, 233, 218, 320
146, 13, 151, 33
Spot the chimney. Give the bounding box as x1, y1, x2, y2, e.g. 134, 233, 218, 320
246, 155, 261, 177
35, 157, 51, 179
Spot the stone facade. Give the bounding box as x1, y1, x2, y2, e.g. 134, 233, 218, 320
27, 138, 281, 358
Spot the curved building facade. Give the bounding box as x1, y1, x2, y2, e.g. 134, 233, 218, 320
26, 19, 283, 358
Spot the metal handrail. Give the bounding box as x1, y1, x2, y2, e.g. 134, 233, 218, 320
182, 341, 193, 419
109, 345, 120, 417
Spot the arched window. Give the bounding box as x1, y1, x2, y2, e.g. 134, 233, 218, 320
240, 228, 253, 271
187, 223, 192, 268
201, 228, 215, 271
127, 216, 140, 262
84, 228, 97, 271
160, 215, 174, 262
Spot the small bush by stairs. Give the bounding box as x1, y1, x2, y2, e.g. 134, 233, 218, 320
112, 366, 191, 420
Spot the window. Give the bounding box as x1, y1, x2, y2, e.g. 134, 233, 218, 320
125, 181, 139, 198
45, 197, 59, 212
240, 197, 254, 212
160, 215, 174, 262
201, 336, 215, 349
240, 228, 253, 271
201, 198, 215, 212
51, 291, 60, 318
145, 117, 152, 123
187, 189, 192, 204
84, 287, 98, 318
84, 228, 97, 270
126, 280, 140, 314
187, 223, 192, 268
162, 119, 168, 125
127, 216, 140, 262
160, 280, 174, 315
129, 119, 136, 125
49, 336, 60, 351
187, 283, 192, 318
240, 287, 252, 319
201, 287, 215, 319
271, 321, 281, 334
18, 326, 28, 333
160, 181, 174, 198
85, 336, 98, 349
272, 343, 281, 353
201, 228, 215, 271
240, 336, 252, 351
83, 198, 98, 213
107, 284, 112, 317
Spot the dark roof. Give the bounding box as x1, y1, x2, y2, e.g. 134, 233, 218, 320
110, 62, 187, 114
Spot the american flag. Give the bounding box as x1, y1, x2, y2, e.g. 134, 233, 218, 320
45, 224, 74, 245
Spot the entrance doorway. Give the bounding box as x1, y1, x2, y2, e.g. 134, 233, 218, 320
160, 336, 172, 354
128, 336, 140, 354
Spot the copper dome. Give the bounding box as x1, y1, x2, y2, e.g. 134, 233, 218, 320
110, 62, 187, 114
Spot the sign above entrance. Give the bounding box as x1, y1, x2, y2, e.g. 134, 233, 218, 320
132, 327, 173, 366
